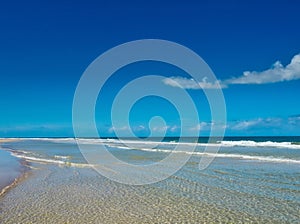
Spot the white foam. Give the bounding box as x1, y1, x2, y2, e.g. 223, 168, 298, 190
201, 153, 300, 164
11, 153, 95, 168
54, 155, 71, 160
102, 139, 300, 150
218, 141, 300, 149
3, 138, 300, 150
5, 138, 300, 165
75, 138, 300, 149
109, 145, 300, 164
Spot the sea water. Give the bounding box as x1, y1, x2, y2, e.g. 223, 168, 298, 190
0, 148, 26, 195
0, 137, 299, 223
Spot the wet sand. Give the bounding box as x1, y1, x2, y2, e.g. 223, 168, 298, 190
0, 149, 28, 196
0, 139, 19, 143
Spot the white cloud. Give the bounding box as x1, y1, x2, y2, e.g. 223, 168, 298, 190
0, 124, 70, 132
189, 122, 208, 131
163, 76, 226, 89
169, 125, 179, 132
230, 118, 263, 130
151, 126, 168, 132
226, 53, 300, 84
288, 115, 300, 125
108, 125, 179, 134
228, 117, 285, 131
108, 125, 131, 133
162, 53, 300, 89
106, 116, 300, 136
189, 122, 227, 132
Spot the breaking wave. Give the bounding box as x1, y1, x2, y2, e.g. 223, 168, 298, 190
106, 145, 300, 164
17, 138, 300, 149
10, 151, 95, 168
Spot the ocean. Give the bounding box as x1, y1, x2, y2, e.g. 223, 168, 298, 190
0, 137, 299, 223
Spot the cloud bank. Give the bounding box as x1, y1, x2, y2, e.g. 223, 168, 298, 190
162, 76, 225, 89
107, 115, 300, 136
163, 53, 300, 89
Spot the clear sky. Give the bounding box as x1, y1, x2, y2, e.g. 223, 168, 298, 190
0, 0, 299, 137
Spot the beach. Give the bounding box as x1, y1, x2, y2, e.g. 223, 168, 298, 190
0, 138, 300, 223
0, 142, 29, 197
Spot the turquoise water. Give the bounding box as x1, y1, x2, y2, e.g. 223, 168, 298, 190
0, 137, 300, 223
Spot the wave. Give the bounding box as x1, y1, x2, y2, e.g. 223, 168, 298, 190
4, 137, 300, 166
108, 145, 300, 164
10, 152, 95, 168
54, 155, 71, 160
11, 146, 300, 166
4, 140, 300, 167
46, 138, 300, 149
218, 141, 300, 149
4, 138, 300, 149
99, 139, 300, 150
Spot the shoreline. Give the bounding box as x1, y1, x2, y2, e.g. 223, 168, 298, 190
0, 168, 31, 197
0, 138, 299, 222
0, 147, 31, 198
0, 138, 19, 143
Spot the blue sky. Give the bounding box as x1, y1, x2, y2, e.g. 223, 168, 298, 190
0, 0, 300, 137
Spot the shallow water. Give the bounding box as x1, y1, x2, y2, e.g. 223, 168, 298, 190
0, 149, 24, 193
0, 165, 277, 223
0, 138, 300, 223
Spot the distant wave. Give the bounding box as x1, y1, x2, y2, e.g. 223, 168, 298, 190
4, 138, 300, 165
82, 138, 300, 149
10, 144, 300, 166
5, 137, 300, 149
107, 145, 300, 164
218, 140, 300, 149
72, 138, 300, 150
